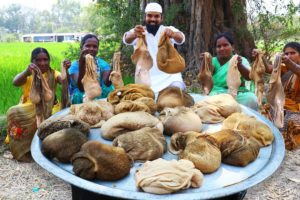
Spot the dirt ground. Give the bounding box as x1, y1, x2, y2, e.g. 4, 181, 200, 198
0, 140, 299, 200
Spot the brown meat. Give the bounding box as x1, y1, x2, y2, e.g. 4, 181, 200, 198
42, 128, 87, 163
156, 86, 194, 111
109, 51, 124, 88
192, 94, 241, 123
249, 50, 266, 106
81, 54, 102, 101
37, 114, 90, 140
30, 68, 54, 125
158, 107, 202, 135
197, 52, 214, 95
266, 53, 285, 128
112, 127, 166, 161
60, 62, 70, 109
169, 131, 221, 173
134, 97, 157, 114
101, 111, 163, 140
211, 129, 261, 167
71, 141, 131, 181
114, 100, 151, 114
226, 55, 241, 98
131, 35, 152, 85
107, 84, 155, 106
135, 158, 203, 194
156, 32, 185, 74
222, 112, 274, 147
70, 100, 114, 127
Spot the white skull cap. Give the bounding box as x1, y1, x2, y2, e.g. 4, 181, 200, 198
145, 2, 162, 13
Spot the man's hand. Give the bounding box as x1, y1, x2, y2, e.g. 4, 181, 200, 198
134, 25, 145, 37
164, 28, 174, 38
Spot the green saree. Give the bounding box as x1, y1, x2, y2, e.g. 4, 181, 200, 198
210, 56, 258, 110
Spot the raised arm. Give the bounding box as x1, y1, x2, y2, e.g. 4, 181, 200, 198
237, 56, 251, 80
13, 64, 37, 86
164, 28, 184, 44
57, 59, 71, 84
252, 49, 273, 73
124, 25, 145, 44
282, 55, 300, 76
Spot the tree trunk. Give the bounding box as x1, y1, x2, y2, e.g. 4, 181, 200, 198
160, 0, 255, 90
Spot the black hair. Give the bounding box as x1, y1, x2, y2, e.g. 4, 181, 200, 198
31, 47, 50, 62
283, 42, 300, 54
80, 34, 99, 49
214, 32, 234, 47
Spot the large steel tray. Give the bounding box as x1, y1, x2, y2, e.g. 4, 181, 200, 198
31, 94, 285, 200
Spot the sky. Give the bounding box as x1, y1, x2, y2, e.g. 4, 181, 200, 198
0, 0, 94, 11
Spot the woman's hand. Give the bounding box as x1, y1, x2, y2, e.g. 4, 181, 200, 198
199, 53, 205, 59
62, 59, 71, 70
59, 59, 71, 82
281, 54, 294, 68
79, 48, 91, 66
237, 56, 243, 68
27, 63, 40, 74
252, 49, 260, 58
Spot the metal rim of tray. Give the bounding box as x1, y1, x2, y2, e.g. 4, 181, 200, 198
31, 94, 285, 200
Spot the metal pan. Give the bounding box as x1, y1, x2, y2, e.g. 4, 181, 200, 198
31, 94, 285, 200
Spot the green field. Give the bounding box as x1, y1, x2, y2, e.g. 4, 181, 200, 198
0, 42, 71, 115
0, 42, 134, 116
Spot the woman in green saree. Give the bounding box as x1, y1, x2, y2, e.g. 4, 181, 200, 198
209, 32, 258, 110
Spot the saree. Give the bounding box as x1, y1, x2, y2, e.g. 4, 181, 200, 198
282, 70, 300, 112
5, 69, 60, 161
210, 56, 258, 110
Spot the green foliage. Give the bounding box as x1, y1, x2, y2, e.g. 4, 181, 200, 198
62, 40, 120, 64
247, 0, 300, 59
0, 42, 69, 115
62, 42, 80, 61
164, 4, 184, 26
95, 0, 142, 40
98, 40, 121, 63
123, 74, 134, 85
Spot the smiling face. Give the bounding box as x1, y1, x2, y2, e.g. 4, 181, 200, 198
216, 36, 234, 60
33, 52, 50, 73
82, 37, 99, 57
145, 11, 162, 25
284, 47, 300, 64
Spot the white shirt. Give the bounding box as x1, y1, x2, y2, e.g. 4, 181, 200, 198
123, 25, 186, 93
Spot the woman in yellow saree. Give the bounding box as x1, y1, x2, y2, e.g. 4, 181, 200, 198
5, 47, 70, 161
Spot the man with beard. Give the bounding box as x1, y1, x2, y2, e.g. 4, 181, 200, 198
123, 2, 186, 93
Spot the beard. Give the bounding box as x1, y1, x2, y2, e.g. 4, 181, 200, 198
146, 24, 160, 36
